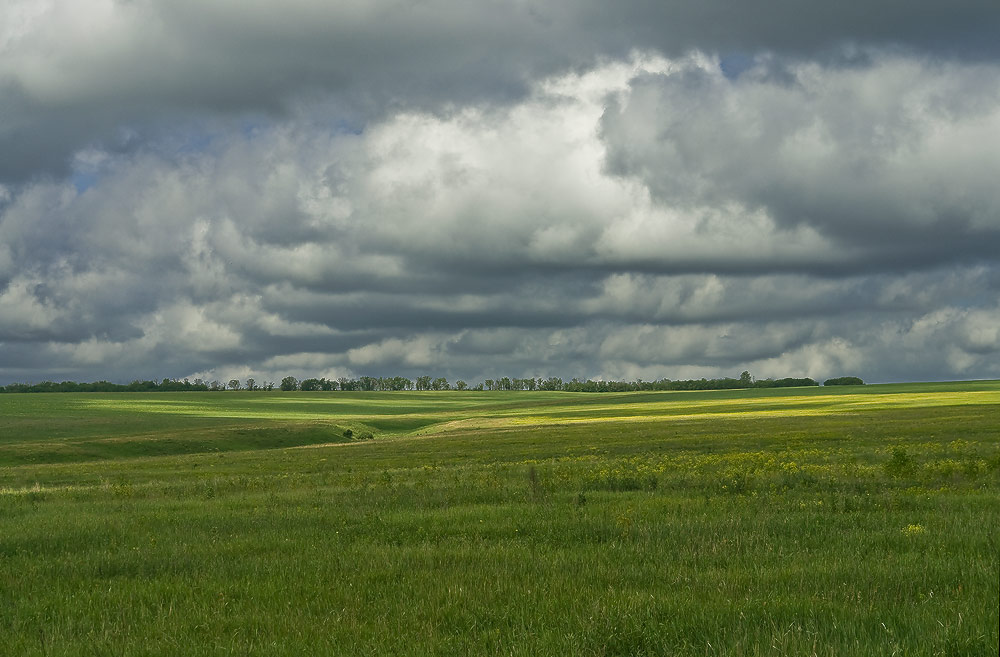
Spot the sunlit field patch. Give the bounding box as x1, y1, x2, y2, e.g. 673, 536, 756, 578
1, 382, 998, 655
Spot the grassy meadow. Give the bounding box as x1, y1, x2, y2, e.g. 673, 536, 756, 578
1, 382, 998, 655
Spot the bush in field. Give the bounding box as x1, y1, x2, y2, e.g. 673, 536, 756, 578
884, 447, 916, 478
824, 376, 864, 386
718, 467, 752, 494
342, 428, 373, 441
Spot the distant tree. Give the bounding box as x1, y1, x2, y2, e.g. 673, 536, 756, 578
824, 376, 864, 386
0, 370, 840, 395
301, 378, 323, 391
764, 377, 819, 388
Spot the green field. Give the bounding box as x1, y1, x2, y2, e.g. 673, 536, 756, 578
1, 382, 998, 655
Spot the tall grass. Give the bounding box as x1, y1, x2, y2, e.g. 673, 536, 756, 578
1, 384, 998, 655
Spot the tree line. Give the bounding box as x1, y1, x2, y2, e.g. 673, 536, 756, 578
278, 372, 829, 392
0, 372, 863, 394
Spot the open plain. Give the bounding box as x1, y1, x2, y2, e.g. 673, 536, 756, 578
1, 382, 998, 655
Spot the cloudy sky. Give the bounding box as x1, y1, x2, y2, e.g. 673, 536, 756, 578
2, 0, 1000, 386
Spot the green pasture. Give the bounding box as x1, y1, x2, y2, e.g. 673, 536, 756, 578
1, 382, 998, 655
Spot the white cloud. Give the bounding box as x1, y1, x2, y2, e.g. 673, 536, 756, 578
601, 54, 1000, 252
0, 278, 63, 334
3, 52, 1000, 384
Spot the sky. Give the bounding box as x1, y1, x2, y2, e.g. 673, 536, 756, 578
2, 0, 1000, 386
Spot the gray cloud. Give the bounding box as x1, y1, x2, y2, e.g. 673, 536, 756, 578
2, 0, 999, 183
600, 56, 1000, 273
2, 6, 1000, 386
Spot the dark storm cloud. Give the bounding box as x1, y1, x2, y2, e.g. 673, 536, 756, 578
3, 0, 999, 183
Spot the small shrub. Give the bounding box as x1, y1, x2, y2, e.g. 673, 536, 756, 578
962, 458, 982, 479
718, 467, 752, 494
342, 429, 353, 439
884, 447, 916, 478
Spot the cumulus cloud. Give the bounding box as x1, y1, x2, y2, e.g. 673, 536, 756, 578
2, 21, 1000, 385
600, 55, 1000, 271
2, 0, 998, 183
